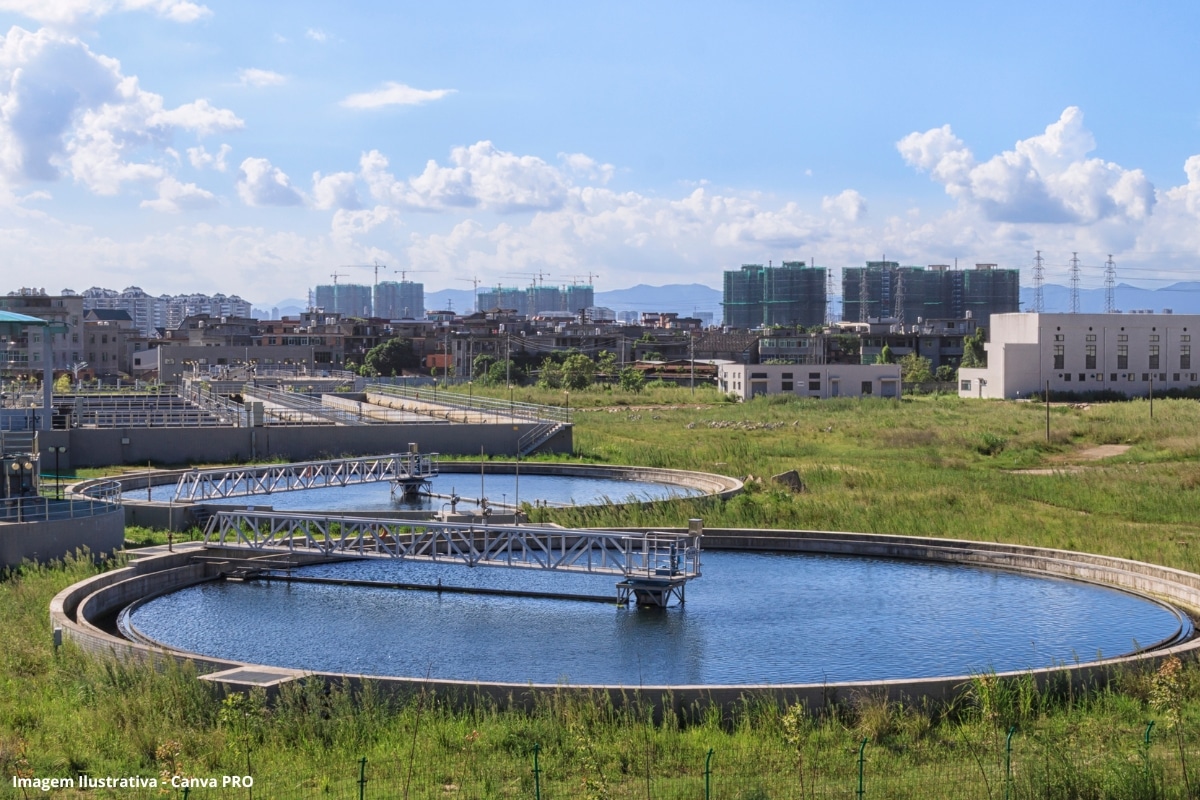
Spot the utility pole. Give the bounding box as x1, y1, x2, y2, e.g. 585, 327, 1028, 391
1033, 251, 1045, 313
1104, 255, 1116, 314
1069, 253, 1081, 314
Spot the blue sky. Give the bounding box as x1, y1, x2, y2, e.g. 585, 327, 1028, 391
0, 0, 1198, 306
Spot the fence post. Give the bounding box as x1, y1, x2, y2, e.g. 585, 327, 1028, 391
1143, 721, 1155, 788
856, 737, 867, 800
533, 743, 542, 800
1004, 726, 1016, 800
704, 748, 714, 800
358, 757, 368, 800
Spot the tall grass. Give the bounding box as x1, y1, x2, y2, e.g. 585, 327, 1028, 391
6, 393, 1200, 795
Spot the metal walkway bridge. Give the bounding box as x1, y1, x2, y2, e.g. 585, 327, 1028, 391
202, 511, 703, 606
173, 452, 438, 502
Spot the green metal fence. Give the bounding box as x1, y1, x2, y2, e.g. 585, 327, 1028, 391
34, 722, 1194, 799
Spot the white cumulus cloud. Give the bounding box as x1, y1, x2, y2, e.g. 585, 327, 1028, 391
311, 170, 361, 210
236, 157, 304, 207
0, 0, 211, 26
140, 175, 217, 212
898, 106, 1154, 225
341, 81, 455, 110
362, 141, 573, 213
187, 143, 231, 172
0, 26, 242, 195
237, 68, 286, 88
822, 189, 866, 222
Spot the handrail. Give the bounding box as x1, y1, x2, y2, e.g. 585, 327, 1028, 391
365, 381, 570, 424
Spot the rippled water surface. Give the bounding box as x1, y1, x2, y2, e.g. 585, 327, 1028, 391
129, 551, 1183, 685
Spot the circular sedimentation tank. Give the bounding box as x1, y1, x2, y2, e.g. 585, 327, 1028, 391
53, 515, 1200, 710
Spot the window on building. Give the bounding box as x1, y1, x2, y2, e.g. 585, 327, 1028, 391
1086, 334, 1097, 342
861, 381, 873, 395
782, 372, 793, 379
1054, 334, 1064, 341
1181, 345, 1190, 370
810, 372, 821, 379
1142, 373, 1150, 381
1182, 335, 1191, 343
1053, 344, 1064, 370
750, 372, 767, 379
1118, 334, 1128, 342
1150, 334, 1160, 342
809, 380, 821, 391
1085, 345, 1096, 369
1111, 373, 1117, 382
1078, 373, 1085, 381
960, 379, 971, 391
1064, 373, 1071, 381
1117, 345, 1128, 369
1149, 345, 1160, 370
1174, 373, 1181, 382
782, 381, 793, 391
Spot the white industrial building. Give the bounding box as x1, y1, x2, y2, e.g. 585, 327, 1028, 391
958, 312, 1200, 399
718, 363, 902, 400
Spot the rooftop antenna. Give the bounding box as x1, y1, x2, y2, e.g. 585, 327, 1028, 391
1104, 255, 1116, 314
1033, 250, 1045, 313
1069, 252, 1081, 314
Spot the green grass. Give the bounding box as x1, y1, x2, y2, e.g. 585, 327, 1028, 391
8, 393, 1200, 797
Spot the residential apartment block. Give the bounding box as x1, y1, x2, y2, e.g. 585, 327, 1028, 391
842, 262, 1019, 327
722, 261, 826, 329
958, 312, 1200, 399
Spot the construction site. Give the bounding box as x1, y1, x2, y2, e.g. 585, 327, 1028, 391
841, 261, 1020, 325
721, 261, 827, 329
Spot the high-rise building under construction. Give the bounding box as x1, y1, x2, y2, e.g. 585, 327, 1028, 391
722, 261, 826, 328
841, 262, 1018, 326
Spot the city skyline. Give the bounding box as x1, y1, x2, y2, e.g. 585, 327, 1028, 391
0, 2, 1198, 305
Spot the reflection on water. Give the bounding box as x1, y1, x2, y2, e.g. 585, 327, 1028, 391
129, 551, 1183, 685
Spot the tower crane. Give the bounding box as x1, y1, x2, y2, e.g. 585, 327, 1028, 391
393, 268, 432, 283
457, 276, 482, 313
340, 260, 391, 289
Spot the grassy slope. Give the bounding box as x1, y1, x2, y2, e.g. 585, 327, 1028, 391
4, 390, 1200, 797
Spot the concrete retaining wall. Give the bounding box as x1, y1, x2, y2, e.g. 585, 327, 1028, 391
49, 529, 1200, 712
1, 505, 125, 568
59, 421, 572, 468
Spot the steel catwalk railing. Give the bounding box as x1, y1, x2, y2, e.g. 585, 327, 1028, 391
173, 453, 439, 502
364, 381, 570, 424
0, 495, 121, 522
241, 386, 373, 426
202, 511, 701, 581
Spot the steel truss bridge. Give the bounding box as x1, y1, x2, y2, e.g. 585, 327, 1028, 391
202, 510, 703, 606
173, 453, 438, 503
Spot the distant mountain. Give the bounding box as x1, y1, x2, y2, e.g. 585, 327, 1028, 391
264, 279, 1200, 324
253, 297, 307, 319
595, 284, 723, 317
1019, 282, 1200, 315
426, 288, 476, 313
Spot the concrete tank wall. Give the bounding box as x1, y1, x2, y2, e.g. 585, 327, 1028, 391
1, 505, 125, 568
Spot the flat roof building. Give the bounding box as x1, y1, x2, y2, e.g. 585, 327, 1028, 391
958, 312, 1200, 399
